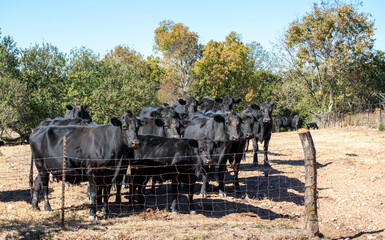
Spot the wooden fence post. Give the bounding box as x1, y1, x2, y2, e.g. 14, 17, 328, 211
61, 136, 66, 230
298, 129, 319, 237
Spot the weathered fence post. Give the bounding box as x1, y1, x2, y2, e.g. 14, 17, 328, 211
61, 136, 66, 230
377, 106, 382, 123
298, 129, 319, 237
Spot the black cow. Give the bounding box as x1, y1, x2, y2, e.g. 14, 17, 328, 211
64, 103, 92, 122
275, 116, 303, 132
227, 108, 255, 192
29, 111, 140, 220
244, 100, 275, 166
198, 95, 242, 113
306, 122, 319, 130
129, 135, 219, 214
184, 111, 241, 197
173, 96, 199, 119
292, 117, 303, 130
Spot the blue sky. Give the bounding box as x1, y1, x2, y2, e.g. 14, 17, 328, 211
1, 0, 384, 57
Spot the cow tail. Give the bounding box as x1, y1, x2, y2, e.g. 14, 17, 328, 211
29, 156, 34, 197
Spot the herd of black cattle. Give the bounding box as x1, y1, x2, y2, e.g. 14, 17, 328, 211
27, 96, 318, 220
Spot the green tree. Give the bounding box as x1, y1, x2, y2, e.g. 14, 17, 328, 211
285, 1, 376, 114
154, 20, 201, 99
65, 47, 102, 106
0, 31, 26, 140
89, 46, 161, 123
247, 41, 272, 71
193, 32, 255, 102
19, 43, 67, 128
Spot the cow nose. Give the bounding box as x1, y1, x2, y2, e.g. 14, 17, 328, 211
173, 134, 181, 138
232, 135, 240, 142
131, 139, 140, 149
264, 118, 271, 123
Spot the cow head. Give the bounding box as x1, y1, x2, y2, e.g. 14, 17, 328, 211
224, 111, 242, 142
259, 99, 275, 124
239, 109, 255, 140
65, 103, 92, 122
193, 137, 224, 166
162, 116, 182, 138
113, 110, 140, 149
222, 95, 242, 112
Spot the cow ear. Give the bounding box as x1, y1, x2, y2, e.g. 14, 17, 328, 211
155, 118, 165, 127
213, 114, 225, 123
250, 104, 260, 110
178, 99, 186, 105
126, 110, 134, 117
110, 117, 122, 127
66, 105, 73, 110
163, 103, 169, 107
188, 139, 199, 148
84, 104, 90, 111
213, 140, 224, 148
215, 97, 223, 103
233, 98, 242, 104
270, 99, 275, 106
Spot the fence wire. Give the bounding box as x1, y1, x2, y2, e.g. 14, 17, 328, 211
1, 149, 307, 221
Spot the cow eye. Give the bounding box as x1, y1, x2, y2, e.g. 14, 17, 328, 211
122, 126, 128, 130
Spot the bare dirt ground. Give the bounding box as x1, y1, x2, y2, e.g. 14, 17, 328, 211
0, 127, 384, 239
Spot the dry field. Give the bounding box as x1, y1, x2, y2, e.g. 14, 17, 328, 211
0, 127, 384, 239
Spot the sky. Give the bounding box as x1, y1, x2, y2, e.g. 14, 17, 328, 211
1, 0, 384, 58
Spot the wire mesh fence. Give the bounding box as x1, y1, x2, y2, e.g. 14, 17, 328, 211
0, 132, 320, 237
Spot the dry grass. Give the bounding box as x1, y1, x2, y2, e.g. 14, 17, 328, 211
0, 127, 384, 239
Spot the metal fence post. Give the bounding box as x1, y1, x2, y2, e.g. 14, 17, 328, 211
298, 129, 319, 237
61, 136, 66, 230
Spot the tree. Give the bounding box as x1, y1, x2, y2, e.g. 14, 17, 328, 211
0, 31, 25, 140
247, 41, 272, 71
88, 46, 161, 123
285, 1, 376, 114
65, 47, 102, 106
193, 32, 255, 103
154, 20, 201, 99
19, 43, 67, 130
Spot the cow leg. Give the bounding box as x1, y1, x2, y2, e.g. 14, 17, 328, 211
31, 175, 42, 211
199, 174, 209, 198
137, 177, 148, 210
233, 154, 242, 193
39, 172, 52, 212
217, 161, 227, 198
252, 138, 259, 166
263, 136, 271, 167
88, 180, 98, 221
102, 185, 111, 219
188, 177, 197, 214
114, 182, 122, 204
170, 178, 179, 213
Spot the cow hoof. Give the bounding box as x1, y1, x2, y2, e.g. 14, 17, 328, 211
171, 211, 178, 214
190, 210, 197, 215
218, 191, 227, 198
89, 215, 98, 221
44, 206, 52, 212
199, 193, 207, 199
32, 207, 41, 211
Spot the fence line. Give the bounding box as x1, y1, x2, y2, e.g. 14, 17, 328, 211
0, 133, 319, 237
311, 102, 384, 129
